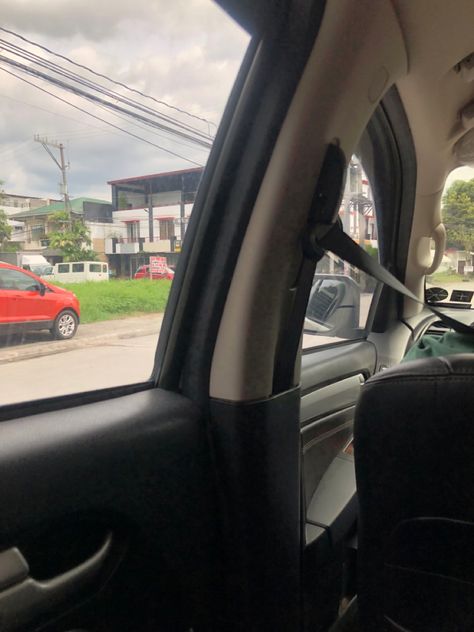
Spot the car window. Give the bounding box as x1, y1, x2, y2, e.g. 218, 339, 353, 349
303, 156, 379, 350
0, 268, 39, 291
426, 167, 474, 308
0, 2, 250, 406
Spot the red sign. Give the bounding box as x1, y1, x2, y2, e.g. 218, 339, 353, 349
149, 256, 167, 275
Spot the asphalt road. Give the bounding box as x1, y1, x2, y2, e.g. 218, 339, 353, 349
0, 333, 159, 407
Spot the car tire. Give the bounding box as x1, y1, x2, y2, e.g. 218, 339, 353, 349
52, 310, 78, 340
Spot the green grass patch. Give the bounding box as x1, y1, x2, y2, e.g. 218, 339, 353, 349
428, 271, 467, 284
56, 279, 172, 324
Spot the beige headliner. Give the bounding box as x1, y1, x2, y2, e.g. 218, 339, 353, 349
210, 0, 474, 401
393, 0, 474, 302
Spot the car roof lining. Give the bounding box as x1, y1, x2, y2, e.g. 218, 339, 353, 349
391, 0, 474, 305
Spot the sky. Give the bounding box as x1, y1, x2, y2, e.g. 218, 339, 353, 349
445, 165, 474, 190
0, 0, 250, 202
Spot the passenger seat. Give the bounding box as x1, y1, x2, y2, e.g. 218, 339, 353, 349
354, 355, 474, 631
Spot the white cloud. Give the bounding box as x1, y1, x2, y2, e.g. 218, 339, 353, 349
0, 1, 249, 199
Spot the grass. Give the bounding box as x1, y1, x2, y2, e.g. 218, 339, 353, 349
428, 271, 468, 284
56, 279, 172, 324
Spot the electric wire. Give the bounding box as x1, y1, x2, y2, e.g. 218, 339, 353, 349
0, 26, 217, 132
0, 66, 204, 167
0, 37, 214, 141
0, 52, 212, 148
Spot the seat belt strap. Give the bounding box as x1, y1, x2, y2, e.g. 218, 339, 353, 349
305, 221, 474, 335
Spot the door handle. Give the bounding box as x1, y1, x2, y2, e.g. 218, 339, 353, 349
0, 533, 112, 631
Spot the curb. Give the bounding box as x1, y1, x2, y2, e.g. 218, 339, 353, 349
0, 326, 161, 366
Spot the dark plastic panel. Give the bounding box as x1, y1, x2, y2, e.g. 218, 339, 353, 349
0, 389, 217, 631
301, 340, 376, 394
210, 387, 301, 631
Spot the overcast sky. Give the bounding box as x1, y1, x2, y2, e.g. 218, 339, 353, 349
0, 0, 249, 201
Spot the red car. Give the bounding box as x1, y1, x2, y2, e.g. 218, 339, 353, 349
133, 264, 175, 280
0, 262, 80, 340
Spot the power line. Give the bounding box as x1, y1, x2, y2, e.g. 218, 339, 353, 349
0, 92, 133, 138
0, 27, 217, 133
0, 66, 204, 167
0, 52, 213, 148
92, 102, 209, 154
0, 39, 214, 145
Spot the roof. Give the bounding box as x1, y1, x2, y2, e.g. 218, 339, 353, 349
107, 167, 203, 186
2, 193, 61, 201
11, 197, 111, 219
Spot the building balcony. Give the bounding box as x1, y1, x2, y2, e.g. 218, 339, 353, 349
116, 241, 140, 254
106, 237, 177, 255
142, 239, 173, 253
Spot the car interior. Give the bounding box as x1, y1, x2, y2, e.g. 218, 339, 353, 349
1, 0, 474, 630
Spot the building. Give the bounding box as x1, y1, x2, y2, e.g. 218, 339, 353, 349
106, 167, 203, 277
11, 197, 113, 262
1, 193, 62, 244
340, 156, 377, 247
1, 193, 60, 216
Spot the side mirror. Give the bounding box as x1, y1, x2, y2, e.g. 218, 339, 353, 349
38, 283, 46, 297
304, 274, 361, 338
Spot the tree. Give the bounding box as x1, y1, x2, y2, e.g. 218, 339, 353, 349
118, 192, 128, 210
48, 211, 97, 261
0, 209, 12, 245
442, 179, 474, 252
0, 180, 11, 246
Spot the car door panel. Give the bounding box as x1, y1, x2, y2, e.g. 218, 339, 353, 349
0, 388, 217, 631
7, 290, 48, 322
0, 289, 19, 324
300, 340, 376, 630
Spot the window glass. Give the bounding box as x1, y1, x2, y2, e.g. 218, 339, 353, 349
0, 2, 250, 405
303, 156, 379, 350
0, 269, 39, 291
426, 167, 474, 308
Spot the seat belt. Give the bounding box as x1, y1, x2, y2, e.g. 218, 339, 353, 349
305, 221, 474, 335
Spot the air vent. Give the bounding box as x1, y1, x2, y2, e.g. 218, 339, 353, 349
425, 320, 449, 337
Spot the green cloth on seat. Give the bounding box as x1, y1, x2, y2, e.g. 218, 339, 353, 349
403, 331, 474, 363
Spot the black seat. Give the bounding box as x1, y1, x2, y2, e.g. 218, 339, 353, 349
354, 354, 474, 632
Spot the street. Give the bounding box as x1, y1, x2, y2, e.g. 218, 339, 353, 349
1, 279, 472, 407
0, 333, 159, 406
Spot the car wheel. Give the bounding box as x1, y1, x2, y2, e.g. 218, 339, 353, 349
52, 310, 78, 340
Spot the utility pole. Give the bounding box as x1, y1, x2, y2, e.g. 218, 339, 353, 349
147, 181, 154, 243
34, 135, 72, 224
180, 174, 186, 244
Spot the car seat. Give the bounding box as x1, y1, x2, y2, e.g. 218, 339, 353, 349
354, 354, 474, 631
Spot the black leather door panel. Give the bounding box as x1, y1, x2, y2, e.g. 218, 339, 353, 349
0, 389, 217, 632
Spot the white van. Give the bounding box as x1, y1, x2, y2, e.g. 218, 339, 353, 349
50, 261, 109, 283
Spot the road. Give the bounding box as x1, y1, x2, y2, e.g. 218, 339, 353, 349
2, 281, 471, 407
0, 334, 159, 406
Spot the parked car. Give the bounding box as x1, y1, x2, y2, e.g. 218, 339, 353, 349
48, 261, 109, 283
0, 262, 80, 340
133, 264, 175, 280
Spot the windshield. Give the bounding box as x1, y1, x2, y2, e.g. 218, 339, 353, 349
426, 168, 474, 308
